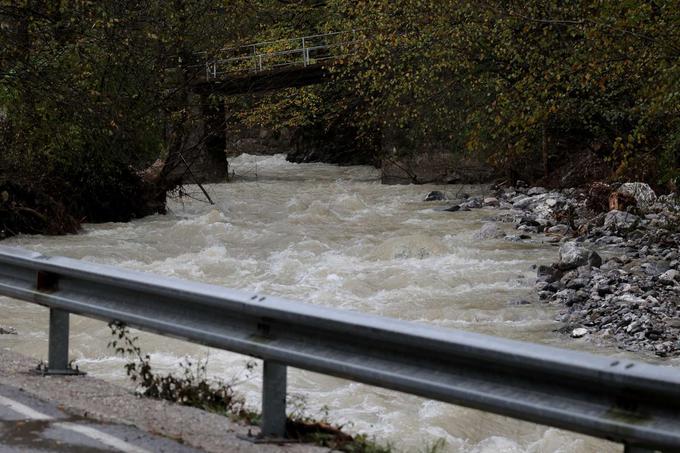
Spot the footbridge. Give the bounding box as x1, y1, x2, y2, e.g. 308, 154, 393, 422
175, 30, 357, 185
194, 30, 357, 95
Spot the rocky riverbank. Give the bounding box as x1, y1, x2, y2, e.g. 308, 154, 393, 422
429, 182, 680, 357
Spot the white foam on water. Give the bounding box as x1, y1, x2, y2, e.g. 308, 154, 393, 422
0, 153, 632, 452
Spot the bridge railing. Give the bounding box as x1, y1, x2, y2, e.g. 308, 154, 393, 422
204, 30, 359, 80
0, 245, 677, 452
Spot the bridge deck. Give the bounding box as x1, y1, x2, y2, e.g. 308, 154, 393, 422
193, 63, 329, 95
195, 30, 354, 95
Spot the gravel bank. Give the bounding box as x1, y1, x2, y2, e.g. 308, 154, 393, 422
430, 183, 680, 357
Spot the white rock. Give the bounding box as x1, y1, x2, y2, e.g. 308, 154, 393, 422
545, 198, 558, 207
527, 187, 547, 196
512, 196, 535, 210
559, 242, 601, 269
547, 224, 569, 235
617, 294, 646, 305
617, 182, 657, 211
604, 210, 640, 230
533, 203, 554, 220
659, 269, 679, 285
473, 222, 505, 240
571, 328, 588, 338
483, 197, 499, 207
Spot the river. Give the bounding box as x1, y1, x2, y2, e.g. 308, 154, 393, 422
0, 154, 641, 452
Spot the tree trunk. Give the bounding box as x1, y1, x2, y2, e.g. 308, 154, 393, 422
542, 119, 549, 179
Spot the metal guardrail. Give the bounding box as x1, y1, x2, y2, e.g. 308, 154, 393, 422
204, 30, 358, 80
0, 246, 678, 452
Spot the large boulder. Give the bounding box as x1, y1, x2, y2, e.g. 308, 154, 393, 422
483, 197, 499, 207
473, 222, 505, 240
537, 264, 563, 283
604, 210, 640, 231
527, 187, 547, 196
659, 270, 679, 285
547, 224, 569, 235
461, 197, 482, 209
511, 193, 566, 220
424, 191, 447, 201
617, 183, 657, 212
512, 196, 537, 210
558, 242, 602, 270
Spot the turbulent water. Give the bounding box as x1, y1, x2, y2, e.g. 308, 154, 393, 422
1, 154, 641, 452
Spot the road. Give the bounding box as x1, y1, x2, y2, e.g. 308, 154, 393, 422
0, 383, 200, 452
0, 349, 325, 453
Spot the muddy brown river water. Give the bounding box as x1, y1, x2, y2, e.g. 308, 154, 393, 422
4, 154, 668, 452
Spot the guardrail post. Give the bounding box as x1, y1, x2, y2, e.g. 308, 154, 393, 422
261, 360, 287, 438
48, 308, 71, 373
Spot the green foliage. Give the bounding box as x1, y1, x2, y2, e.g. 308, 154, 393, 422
225, 1, 679, 184
324, 0, 680, 184
4, 0, 678, 218
0, 1, 252, 222
108, 321, 396, 451
107, 322, 258, 422
225, 2, 382, 164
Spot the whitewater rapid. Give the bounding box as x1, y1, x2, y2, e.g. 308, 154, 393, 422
1, 154, 630, 452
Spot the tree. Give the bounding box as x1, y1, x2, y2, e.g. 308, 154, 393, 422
0, 0, 254, 227
324, 0, 680, 185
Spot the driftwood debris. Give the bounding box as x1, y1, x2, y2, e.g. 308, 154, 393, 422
178, 153, 215, 205
137, 153, 215, 206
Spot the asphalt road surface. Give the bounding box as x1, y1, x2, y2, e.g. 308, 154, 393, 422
0, 349, 324, 453
0, 383, 202, 453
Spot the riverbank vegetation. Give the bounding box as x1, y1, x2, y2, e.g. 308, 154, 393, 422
2, 1, 679, 236
262, 1, 680, 186
107, 321, 407, 452
1, 1, 254, 236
